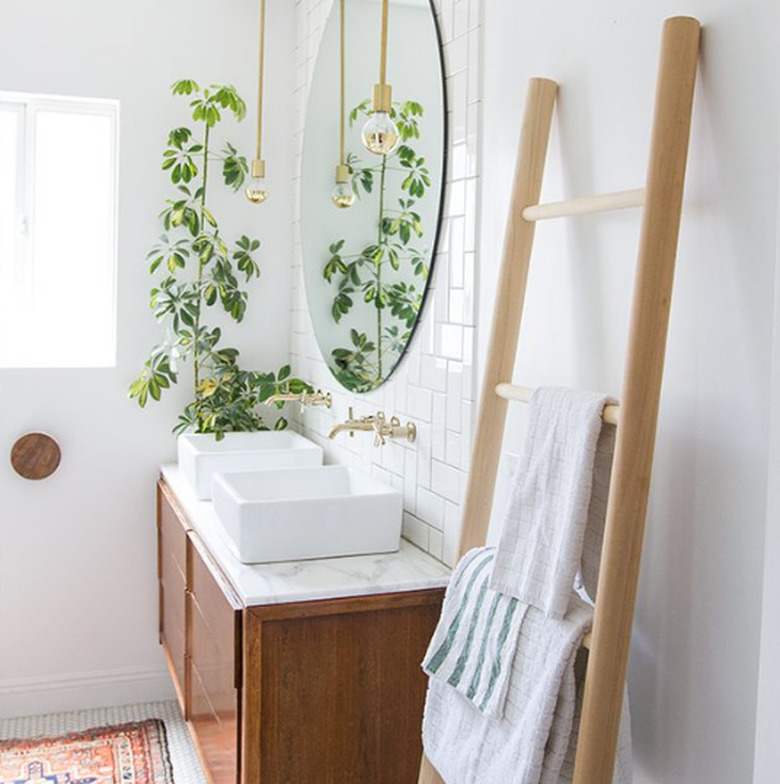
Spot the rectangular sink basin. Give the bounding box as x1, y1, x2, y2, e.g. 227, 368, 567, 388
178, 431, 323, 500
211, 466, 403, 564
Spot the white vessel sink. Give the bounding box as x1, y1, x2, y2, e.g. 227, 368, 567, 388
211, 466, 403, 564
178, 432, 323, 500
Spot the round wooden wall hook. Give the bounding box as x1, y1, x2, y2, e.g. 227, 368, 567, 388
10, 432, 62, 480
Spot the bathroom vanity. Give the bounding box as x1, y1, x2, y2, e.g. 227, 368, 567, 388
157, 465, 449, 784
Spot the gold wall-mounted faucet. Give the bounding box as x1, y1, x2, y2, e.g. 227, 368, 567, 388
265, 390, 332, 409
328, 408, 416, 447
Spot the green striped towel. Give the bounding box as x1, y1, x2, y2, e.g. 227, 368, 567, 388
423, 547, 527, 718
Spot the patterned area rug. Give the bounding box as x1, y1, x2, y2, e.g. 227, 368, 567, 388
0, 719, 174, 784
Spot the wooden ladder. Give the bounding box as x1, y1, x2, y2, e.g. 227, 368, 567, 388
419, 15, 700, 784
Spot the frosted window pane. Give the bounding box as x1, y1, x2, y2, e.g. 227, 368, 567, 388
0, 109, 20, 361
29, 110, 116, 367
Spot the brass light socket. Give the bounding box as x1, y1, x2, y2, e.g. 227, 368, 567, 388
335, 164, 350, 183
371, 83, 393, 113
251, 158, 266, 178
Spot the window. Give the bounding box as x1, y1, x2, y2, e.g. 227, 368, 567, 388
0, 92, 118, 368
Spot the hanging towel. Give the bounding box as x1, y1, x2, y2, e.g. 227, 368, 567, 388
422, 589, 632, 784
580, 419, 616, 603
423, 548, 527, 718
489, 386, 616, 618
558, 652, 633, 783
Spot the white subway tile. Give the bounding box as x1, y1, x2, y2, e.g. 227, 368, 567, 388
449, 289, 465, 324
446, 430, 462, 468
443, 500, 462, 567
432, 393, 447, 461
428, 528, 445, 561
407, 385, 433, 422
437, 323, 463, 360
432, 460, 463, 504
446, 362, 463, 431
421, 356, 448, 393
402, 512, 430, 551
454, 0, 469, 38
417, 487, 446, 531
416, 422, 432, 490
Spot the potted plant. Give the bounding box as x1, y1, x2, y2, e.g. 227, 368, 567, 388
129, 79, 310, 437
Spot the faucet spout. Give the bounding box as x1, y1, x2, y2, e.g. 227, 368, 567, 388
328, 422, 355, 439
265, 390, 332, 409
328, 407, 377, 440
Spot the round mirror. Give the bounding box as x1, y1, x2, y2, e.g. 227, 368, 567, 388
302, 0, 446, 393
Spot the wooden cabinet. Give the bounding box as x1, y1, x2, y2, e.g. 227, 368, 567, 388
157, 479, 444, 784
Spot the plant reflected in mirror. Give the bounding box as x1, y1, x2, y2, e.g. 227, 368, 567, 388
324, 98, 430, 392
301, 0, 445, 393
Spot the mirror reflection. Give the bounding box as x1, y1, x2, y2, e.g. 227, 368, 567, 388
302, 0, 445, 393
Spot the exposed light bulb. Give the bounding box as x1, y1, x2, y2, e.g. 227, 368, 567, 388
331, 164, 355, 209
245, 177, 269, 204
332, 181, 356, 209
361, 111, 399, 156
246, 159, 268, 204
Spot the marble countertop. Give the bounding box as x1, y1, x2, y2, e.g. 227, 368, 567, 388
160, 464, 451, 607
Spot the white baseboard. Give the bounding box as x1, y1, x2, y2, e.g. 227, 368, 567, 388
0, 666, 175, 719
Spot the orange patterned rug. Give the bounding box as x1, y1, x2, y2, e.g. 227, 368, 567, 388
0, 719, 174, 784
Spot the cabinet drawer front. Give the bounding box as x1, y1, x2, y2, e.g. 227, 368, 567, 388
190, 590, 239, 710
158, 482, 188, 580
160, 576, 186, 711
188, 533, 241, 784
190, 663, 238, 784
189, 533, 242, 679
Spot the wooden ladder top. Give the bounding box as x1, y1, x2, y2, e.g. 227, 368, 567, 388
419, 15, 700, 784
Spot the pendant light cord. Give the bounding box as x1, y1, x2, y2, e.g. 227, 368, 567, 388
379, 0, 389, 86
340, 0, 346, 165
255, 0, 266, 161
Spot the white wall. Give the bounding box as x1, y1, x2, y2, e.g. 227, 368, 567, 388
0, 0, 296, 717
480, 2, 779, 782
754, 200, 780, 779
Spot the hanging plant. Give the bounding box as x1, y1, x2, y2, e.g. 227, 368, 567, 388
129, 79, 311, 438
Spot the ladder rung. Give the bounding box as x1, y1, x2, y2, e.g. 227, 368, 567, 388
522, 188, 645, 222
495, 383, 620, 425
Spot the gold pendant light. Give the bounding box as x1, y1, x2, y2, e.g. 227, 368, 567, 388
361, 0, 400, 156
332, 0, 356, 208
246, 0, 269, 204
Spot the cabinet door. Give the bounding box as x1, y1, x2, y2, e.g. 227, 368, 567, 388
245, 591, 444, 784
157, 481, 189, 713
188, 532, 242, 784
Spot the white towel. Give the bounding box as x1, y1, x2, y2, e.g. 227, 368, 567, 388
422, 591, 632, 784
580, 419, 616, 603
423, 548, 526, 718
490, 387, 616, 618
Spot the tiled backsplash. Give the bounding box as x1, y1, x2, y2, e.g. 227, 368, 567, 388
290, 0, 482, 567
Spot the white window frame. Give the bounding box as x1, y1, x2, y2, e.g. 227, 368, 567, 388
0, 91, 120, 369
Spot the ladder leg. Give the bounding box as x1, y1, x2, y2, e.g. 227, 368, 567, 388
418, 75, 557, 784
418, 755, 445, 784
457, 76, 557, 557
572, 17, 700, 784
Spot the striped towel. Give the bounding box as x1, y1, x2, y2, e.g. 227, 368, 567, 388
423, 547, 526, 718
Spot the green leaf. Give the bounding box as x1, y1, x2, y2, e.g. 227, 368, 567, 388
171, 79, 200, 96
